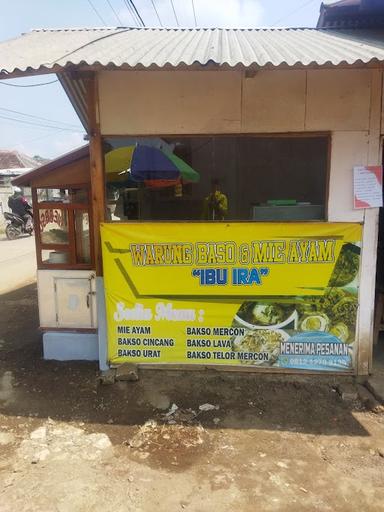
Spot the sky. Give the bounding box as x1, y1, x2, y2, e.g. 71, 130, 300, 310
0, 0, 324, 160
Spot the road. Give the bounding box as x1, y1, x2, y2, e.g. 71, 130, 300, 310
0, 234, 36, 294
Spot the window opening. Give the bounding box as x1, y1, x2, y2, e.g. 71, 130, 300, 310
103, 136, 329, 222
33, 186, 93, 269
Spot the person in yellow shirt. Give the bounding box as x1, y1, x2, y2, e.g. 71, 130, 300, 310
202, 179, 228, 220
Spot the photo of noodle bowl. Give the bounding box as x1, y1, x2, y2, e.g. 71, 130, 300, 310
232, 329, 289, 366
234, 302, 298, 330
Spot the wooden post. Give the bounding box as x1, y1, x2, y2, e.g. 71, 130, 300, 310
85, 73, 105, 276
356, 68, 382, 375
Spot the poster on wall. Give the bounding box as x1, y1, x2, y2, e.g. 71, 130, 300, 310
101, 222, 362, 372
353, 166, 383, 209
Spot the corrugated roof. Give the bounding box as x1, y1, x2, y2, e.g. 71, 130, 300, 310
324, 0, 360, 7
1, 27, 384, 77
0, 168, 34, 177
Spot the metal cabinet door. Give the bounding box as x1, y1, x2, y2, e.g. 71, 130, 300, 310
54, 276, 95, 328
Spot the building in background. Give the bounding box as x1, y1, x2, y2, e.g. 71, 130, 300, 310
317, 0, 384, 28
0, 150, 44, 222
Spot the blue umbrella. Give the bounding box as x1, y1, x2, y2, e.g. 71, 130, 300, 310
130, 145, 199, 183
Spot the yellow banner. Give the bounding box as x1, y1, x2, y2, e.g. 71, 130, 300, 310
101, 222, 362, 371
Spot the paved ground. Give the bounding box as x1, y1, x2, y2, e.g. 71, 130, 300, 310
0, 235, 36, 294
0, 284, 384, 511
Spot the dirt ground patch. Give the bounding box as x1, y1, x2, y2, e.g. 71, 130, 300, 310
1, 284, 384, 511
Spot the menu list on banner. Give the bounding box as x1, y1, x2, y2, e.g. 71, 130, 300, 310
101, 222, 362, 372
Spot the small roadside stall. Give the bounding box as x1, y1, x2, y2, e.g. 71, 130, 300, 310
13, 146, 99, 359
4, 27, 384, 376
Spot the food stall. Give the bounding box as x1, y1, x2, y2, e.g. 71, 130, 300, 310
4, 27, 384, 375
13, 146, 99, 360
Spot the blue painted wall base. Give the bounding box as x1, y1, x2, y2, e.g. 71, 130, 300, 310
43, 331, 99, 361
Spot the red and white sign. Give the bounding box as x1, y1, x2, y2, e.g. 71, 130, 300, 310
353, 166, 383, 209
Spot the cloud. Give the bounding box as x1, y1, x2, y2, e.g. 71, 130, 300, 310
118, 0, 264, 28
48, 132, 86, 158
18, 131, 85, 160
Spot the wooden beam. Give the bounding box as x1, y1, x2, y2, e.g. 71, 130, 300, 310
85, 73, 105, 276
357, 68, 383, 375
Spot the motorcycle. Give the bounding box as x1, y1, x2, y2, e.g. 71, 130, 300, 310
3, 208, 33, 240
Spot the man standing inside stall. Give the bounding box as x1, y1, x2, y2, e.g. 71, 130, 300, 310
202, 178, 228, 220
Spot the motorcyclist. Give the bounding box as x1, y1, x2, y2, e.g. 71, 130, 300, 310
7, 187, 33, 230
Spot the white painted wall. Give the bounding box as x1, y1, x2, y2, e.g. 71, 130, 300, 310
99, 70, 242, 134
98, 67, 380, 223
241, 70, 306, 132
37, 269, 97, 329
98, 68, 373, 135
305, 69, 371, 132
327, 131, 368, 223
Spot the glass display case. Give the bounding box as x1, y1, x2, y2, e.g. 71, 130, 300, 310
33, 186, 93, 269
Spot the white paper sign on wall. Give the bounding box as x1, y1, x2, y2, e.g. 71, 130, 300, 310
353, 166, 383, 209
